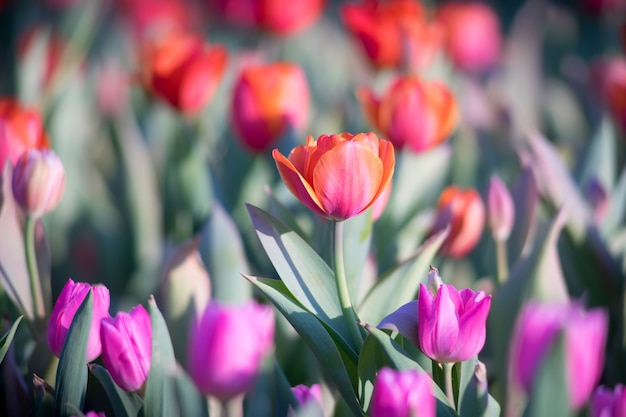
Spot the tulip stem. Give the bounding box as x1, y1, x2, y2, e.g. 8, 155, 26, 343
443, 362, 456, 410
495, 239, 508, 284
25, 216, 45, 319
333, 220, 363, 349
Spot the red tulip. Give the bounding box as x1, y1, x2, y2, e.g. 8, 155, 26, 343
231, 63, 309, 152
359, 76, 458, 153
272, 132, 395, 220
0, 98, 50, 168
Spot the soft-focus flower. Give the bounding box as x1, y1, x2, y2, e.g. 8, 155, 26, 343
487, 175, 514, 241
141, 31, 228, 115
0, 98, 50, 168
48, 278, 111, 362
581, 0, 626, 16
341, 0, 443, 71
430, 186, 485, 258
290, 384, 323, 416
589, 56, 626, 133
188, 300, 275, 401
585, 177, 609, 222
212, 0, 325, 35
272, 132, 395, 220
591, 385, 626, 417
231, 63, 310, 152
17, 27, 68, 91
417, 283, 491, 363
12, 149, 66, 218
116, 0, 196, 40
370, 367, 435, 417
73, 411, 106, 417
96, 60, 130, 116
436, 2, 501, 73
359, 77, 458, 153
510, 301, 608, 411
100, 305, 152, 392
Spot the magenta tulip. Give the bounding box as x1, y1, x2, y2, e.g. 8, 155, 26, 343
591, 385, 626, 417
290, 384, 323, 416
187, 301, 275, 401
100, 305, 152, 392
510, 301, 608, 411
370, 367, 435, 417
487, 175, 515, 241
47, 278, 110, 362
417, 283, 491, 363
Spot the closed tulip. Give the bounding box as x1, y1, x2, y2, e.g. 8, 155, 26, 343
430, 186, 485, 258
417, 283, 491, 363
591, 385, 626, 417
12, 149, 65, 218
359, 77, 458, 153
370, 367, 435, 417
272, 132, 395, 221
0, 98, 50, 168
188, 301, 274, 401
141, 31, 227, 115
100, 305, 152, 392
487, 175, 514, 241
48, 278, 111, 362
510, 301, 608, 411
231, 63, 309, 152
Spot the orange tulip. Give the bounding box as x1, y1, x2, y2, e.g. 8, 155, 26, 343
141, 32, 227, 115
341, 0, 443, 71
359, 76, 458, 153
430, 186, 485, 258
231, 63, 310, 152
272, 132, 395, 221
0, 98, 50, 168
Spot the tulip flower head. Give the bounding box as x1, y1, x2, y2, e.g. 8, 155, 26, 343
370, 367, 435, 417
48, 278, 111, 362
417, 283, 491, 363
188, 300, 275, 401
510, 301, 608, 411
0, 98, 50, 168
101, 305, 152, 392
12, 149, 66, 218
591, 384, 626, 417
290, 384, 323, 416
487, 175, 515, 241
273, 132, 395, 221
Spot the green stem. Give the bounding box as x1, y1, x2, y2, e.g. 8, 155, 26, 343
495, 239, 508, 285
25, 216, 45, 319
333, 220, 363, 349
444, 362, 456, 411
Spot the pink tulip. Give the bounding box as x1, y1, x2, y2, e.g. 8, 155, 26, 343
591, 385, 626, 417
417, 283, 491, 363
48, 278, 110, 362
510, 301, 608, 411
188, 301, 275, 401
73, 412, 106, 417
290, 384, 323, 416
12, 149, 66, 218
370, 367, 435, 417
487, 175, 515, 241
100, 305, 152, 392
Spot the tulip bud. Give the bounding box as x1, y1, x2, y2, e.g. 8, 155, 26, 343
100, 305, 152, 392
370, 367, 435, 417
12, 149, 65, 218
418, 283, 491, 363
591, 384, 626, 417
0, 98, 50, 168
188, 301, 275, 401
290, 384, 323, 416
426, 265, 443, 295
48, 278, 111, 362
510, 301, 608, 411
487, 175, 515, 241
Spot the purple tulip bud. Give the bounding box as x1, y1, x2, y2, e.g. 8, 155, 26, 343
510, 301, 608, 411
418, 283, 491, 363
73, 412, 106, 417
290, 384, 323, 416
591, 385, 626, 417
370, 367, 435, 417
100, 305, 152, 392
487, 175, 515, 241
187, 301, 275, 401
47, 278, 110, 362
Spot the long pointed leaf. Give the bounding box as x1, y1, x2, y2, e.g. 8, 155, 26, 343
90, 364, 143, 417
0, 316, 22, 364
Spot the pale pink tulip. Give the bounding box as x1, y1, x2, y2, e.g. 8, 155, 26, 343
487, 175, 515, 241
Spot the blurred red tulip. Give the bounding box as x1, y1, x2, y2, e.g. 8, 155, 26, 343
590, 55, 626, 133
341, 0, 443, 71
116, 0, 197, 41
231, 63, 310, 152
359, 76, 458, 153
0, 98, 50, 168
436, 2, 501, 73
141, 31, 228, 115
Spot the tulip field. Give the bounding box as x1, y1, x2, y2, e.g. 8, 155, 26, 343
0, 0, 625, 416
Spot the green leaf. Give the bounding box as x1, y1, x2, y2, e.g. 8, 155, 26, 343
33, 374, 55, 417
508, 167, 539, 265
359, 228, 448, 325
142, 296, 178, 417
343, 209, 373, 305
600, 165, 626, 237
173, 370, 208, 417
54, 291, 93, 417
579, 117, 616, 192
0, 315, 22, 364
457, 358, 488, 417
90, 364, 143, 417
246, 275, 362, 416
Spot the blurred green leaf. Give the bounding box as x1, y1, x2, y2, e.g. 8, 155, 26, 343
343, 210, 373, 305
90, 364, 143, 417
0, 315, 22, 365
33, 374, 55, 417
600, 166, 626, 238
173, 370, 208, 417
508, 167, 539, 264
578, 117, 616, 192
457, 358, 488, 417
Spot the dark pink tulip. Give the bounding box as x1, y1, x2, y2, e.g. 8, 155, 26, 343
417, 283, 491, 363
487, 175, 515, 241
188, 301, 274, 401
100, 305, 152, 392
510, 301, 608, 411
292, 384, 322, 407
370, 367, 435, 417
47, 278, 110, 362
592, 385, 626, 417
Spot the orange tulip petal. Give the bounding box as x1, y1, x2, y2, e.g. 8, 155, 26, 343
371, 139, 395, 202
